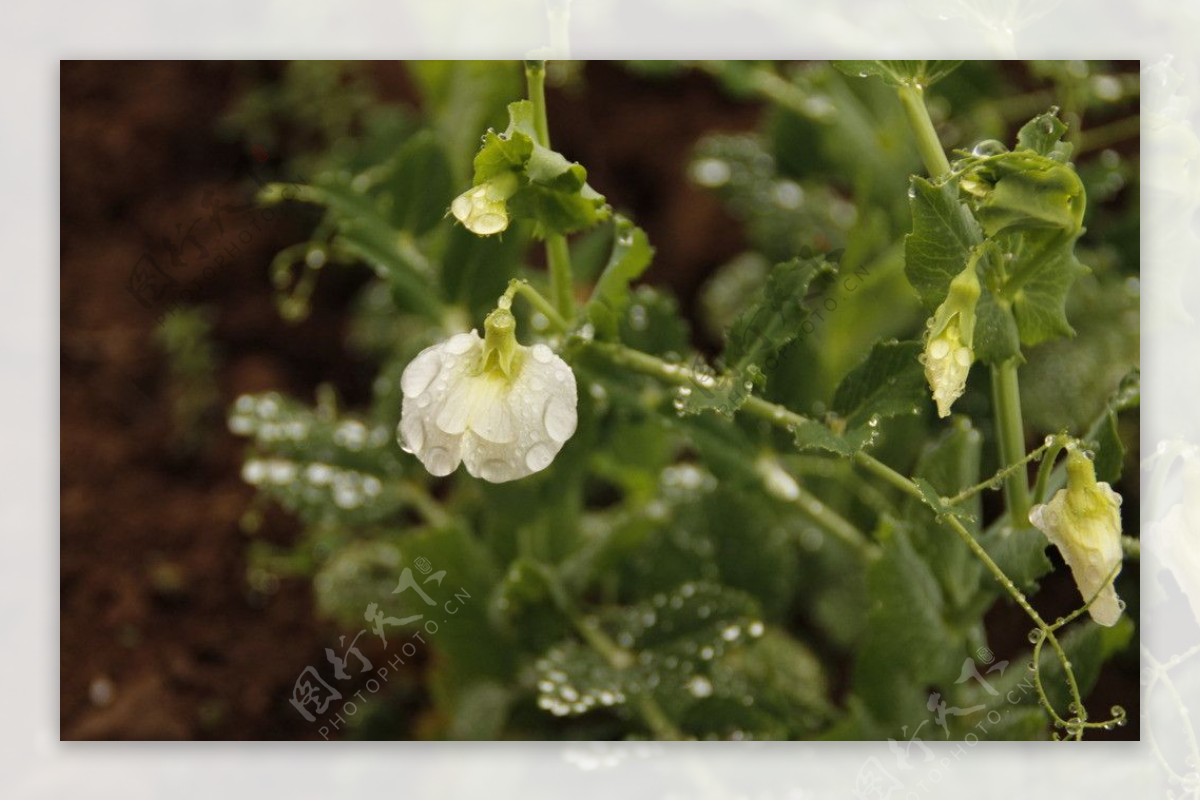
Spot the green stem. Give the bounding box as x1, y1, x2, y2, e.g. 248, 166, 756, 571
524, 60, 552, 148
790, 481, 880, 560
992, 359, 1032, 526
525, 60, 575, 319
504, 279, 570, 333
945, 438, 1055, 507
897, 84, 952, 179
546, 235, 574, 318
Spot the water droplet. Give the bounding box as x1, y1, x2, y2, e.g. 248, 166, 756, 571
401, 349, 443, 398
1027, 629, 1042, 644
525, 443, 555, 472
424, 446, 458, 476
971, 139, 1009, 157
531, 343, 554, 363
543, 397, 576, 443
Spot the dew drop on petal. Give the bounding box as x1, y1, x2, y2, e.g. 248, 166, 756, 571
401, 350, 442, 398
525, 443, 555, 473
425, 446, 457, 476
543, 397, 577, 443
531, 343, 554, 364
399, 416, 424, 455
477, 459, 513, 482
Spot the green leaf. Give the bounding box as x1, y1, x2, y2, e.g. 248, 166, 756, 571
971, 158, 1086, 237
1016, 110, 1071, 158
853, 527, 964, 726
385, 130, 454, 235
440, 219, 527, 319
585, 216, 655, 339
832, 340, 927, 428
973, 287, 1023, 364
1090, 408, 1126, 484
675, 256, 831, 418
1004, 229, 1087, 345
977, 525, 1052, 592
532, 582, 765, 721
904, 177, 983, 310
726, 256, 831, 369
685, 630, 833, 738
905, 421, 986, 612
834, 60, 963, 88
790, 417, 876, 456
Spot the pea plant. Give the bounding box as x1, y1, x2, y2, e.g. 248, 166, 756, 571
227, 60, 1139, 740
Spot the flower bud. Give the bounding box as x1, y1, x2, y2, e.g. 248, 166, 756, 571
1028, 446, 1125, 626
921, 263, 980, 418
450, 171, 520, 236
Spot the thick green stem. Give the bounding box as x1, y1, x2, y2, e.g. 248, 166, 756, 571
525, 60, 575, 319
992, 359, 1032, 526
897, 84, 952, 179
545, 235, 574, 318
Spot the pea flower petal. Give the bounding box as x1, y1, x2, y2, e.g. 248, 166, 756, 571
1028, 446, 1125, 626
398, 312, 578, 483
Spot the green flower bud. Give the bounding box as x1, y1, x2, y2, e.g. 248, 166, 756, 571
451, 171, 520, 236
921, 262, 980, 418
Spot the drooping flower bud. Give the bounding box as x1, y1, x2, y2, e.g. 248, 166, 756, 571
921, 262, 981, 418
398, 297, 578, 483
1028, 445, 1125, 626
450, 171, 520, 236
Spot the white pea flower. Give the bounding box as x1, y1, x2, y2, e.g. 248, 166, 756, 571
450, 171, 519, 236
1028, 445, 1125, 627
921, 262, 981, 418
398, 302, 578, 483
